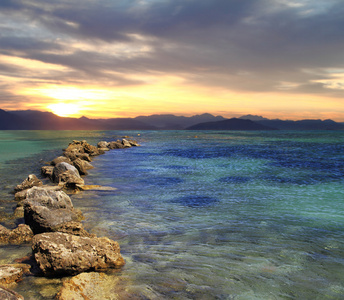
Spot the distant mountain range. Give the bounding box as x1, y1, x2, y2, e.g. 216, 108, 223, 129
1, 109, 344, 131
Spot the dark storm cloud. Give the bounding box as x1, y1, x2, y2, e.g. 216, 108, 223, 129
1, 0, 344, 95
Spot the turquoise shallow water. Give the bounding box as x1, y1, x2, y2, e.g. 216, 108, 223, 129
1, 130, 344, 299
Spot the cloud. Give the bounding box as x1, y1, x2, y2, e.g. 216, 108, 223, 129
1, 0, 344, 110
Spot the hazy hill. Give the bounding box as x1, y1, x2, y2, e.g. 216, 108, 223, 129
98, 118, 157, 130
186, 118, 276, 130
0, 109, 27, 129
239, 114, 269, 121
1, 109, 344, 130
9, 110, 104, 130
239, 115, 344, 130
135, 113, 226, 129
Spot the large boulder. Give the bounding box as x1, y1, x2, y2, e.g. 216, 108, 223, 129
52, 162, 84, 187
0, 224, 33, 244
32, 232, 125, 276
15, 185, 62, 201
23, 187, 82, 234
14, 174, 43, 193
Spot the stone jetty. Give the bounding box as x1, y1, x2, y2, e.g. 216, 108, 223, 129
0, 137, 141, 298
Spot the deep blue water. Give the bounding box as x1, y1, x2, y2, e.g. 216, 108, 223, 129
1, 130, 344, 299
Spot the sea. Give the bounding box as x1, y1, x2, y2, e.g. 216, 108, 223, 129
0, 130, 344, 299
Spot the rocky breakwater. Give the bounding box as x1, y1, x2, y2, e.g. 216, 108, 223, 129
0, 137, 140, 299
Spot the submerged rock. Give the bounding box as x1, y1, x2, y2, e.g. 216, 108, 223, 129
56, 272, 128, 300
0, 264, 31, 287
76, 185, 117, 191
14, 174, 43, 193
23, 186, 82, 234
32, 232, 125, 276
0, 286, 24, 300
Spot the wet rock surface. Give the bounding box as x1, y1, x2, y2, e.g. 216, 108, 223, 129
32, 232, 125, 276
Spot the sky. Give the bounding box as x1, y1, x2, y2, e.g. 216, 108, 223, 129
1, 0, 344, 120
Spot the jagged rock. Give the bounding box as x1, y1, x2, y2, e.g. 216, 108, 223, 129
41, 165, 54, 179
72, 158, 89, 176
64, 140, 101, 157
63, 150, 78, 161
14, 174, 43, 193
0, 286, 24, 300
122, 139, 132, 148
127, 139, 141, 147
108, 141, 125, 149
83, 143, 101, 156
97, 141, 109, 148
76, 152, 92, 161
0, 264, 31, 287
50, 156, 72, 166
23, 187, 82, 234
63, 150, 92, 162
56, 272, 128, 300
52, 162, 84, 187
32, 232, 125, 276
64, 141, 85, 154
0, 224, 33, 244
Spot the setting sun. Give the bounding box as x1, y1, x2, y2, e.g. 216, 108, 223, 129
47, 103, 80, 117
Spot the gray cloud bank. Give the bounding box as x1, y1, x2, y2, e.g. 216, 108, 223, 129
1, 0, 344, 97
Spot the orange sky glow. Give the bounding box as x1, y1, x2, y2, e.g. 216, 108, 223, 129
1, 1, 344, 121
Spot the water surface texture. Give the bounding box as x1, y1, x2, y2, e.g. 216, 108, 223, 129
1, 130, 344, 299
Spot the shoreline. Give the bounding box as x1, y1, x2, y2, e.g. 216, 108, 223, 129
0, 137, 141, 299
